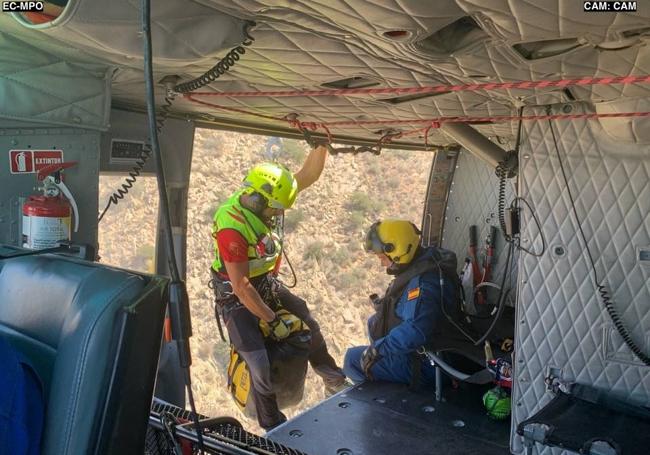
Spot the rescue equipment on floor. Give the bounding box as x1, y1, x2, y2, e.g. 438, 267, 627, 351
227, 309, 311, 416
483, 386, 511, 420
22, 162, 79, 249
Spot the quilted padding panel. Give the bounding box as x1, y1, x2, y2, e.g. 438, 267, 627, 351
0, 32, 111, 129
3, 1, 650, 145
511, 103, 650, 454
30, 0, 249, 61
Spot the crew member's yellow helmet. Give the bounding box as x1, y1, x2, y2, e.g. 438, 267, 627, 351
242, 162, 298, 209
364, 219, 421, 265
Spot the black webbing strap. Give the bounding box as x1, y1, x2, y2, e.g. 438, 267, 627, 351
409, 352, 422, 392
213, 299, 227, 342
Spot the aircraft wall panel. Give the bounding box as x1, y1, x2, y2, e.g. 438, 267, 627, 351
511, 103, 650, 454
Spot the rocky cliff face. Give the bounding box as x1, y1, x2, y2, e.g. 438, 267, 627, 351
99, 129, 432, 432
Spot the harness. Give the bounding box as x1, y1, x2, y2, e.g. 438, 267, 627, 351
209, 270, 282, 342
369, 247, 461, 341
211, 190, 282, 278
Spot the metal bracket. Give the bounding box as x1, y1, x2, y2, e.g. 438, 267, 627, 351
522, 422, 551, 446
587, 440, 618, 455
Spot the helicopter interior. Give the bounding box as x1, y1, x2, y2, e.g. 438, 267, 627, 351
0, 1, 649, 454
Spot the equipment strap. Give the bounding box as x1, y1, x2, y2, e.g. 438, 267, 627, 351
409, 352, 422, 392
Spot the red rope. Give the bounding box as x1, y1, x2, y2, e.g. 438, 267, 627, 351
187, 75, 650, 99
187, 92, 650, 150
186, 95, 650, 128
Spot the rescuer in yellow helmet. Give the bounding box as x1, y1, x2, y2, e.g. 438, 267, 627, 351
343, 219, 460, 386
210, 143, 346, 430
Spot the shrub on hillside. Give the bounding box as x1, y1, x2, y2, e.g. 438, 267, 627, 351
345, 210, 366, 231
303, 240, 326, 262
283, 209, 306, 233
344, 191, 384, 214
330, 246, 352, 265
366, 160, 383, 176
281, 139, 307, 163
333, 266, 366, 288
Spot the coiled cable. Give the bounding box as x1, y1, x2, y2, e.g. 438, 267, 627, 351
495, 161, 511, 243
173, 23, 255, 94
512, 196, 546, 257
98, 91, 176, 222
495, 106, 524, 243
548, 118, 650, 366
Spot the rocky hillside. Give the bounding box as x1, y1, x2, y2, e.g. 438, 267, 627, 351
99, 129, 432, 432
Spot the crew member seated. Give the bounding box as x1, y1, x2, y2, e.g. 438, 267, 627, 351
344, 219, 459, 385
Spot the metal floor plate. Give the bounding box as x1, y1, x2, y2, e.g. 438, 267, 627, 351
267, 382, 510, 455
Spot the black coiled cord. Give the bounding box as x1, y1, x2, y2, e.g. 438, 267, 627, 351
548, 118, 650, 366
173, 23, 255, 94
98, 92, 176, 222
600, 284, 650, 365
495, 161, 511, 243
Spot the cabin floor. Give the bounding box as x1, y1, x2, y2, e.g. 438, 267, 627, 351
267, 380, 511, 455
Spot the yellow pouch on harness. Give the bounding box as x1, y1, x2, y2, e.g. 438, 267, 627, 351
227, 345, 251, 411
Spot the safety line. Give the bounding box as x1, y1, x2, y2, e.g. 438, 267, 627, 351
186, 75, 650, 98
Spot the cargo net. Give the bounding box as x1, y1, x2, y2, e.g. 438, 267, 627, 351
145, 424, 180, 455
149, 399, 307, 455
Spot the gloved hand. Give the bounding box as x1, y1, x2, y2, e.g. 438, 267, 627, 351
361, 345, 382, 380
267, 315, 291, 341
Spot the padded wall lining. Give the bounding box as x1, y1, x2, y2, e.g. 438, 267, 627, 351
511, 103, 650, 454
0, 32, 111, 129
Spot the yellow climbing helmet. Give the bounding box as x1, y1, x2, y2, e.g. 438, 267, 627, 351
242, 162, 298, 209
365, 219, 421, 265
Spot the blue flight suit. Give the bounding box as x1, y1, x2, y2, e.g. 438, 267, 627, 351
0, 337, 44, 455
344, 248, 456, 385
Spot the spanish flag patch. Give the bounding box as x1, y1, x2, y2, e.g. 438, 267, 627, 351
407, 287, 420, 300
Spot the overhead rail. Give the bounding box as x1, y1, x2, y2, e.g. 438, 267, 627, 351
183, 74, 650, 155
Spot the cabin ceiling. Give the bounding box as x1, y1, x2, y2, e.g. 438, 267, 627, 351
1, 0, 650, 146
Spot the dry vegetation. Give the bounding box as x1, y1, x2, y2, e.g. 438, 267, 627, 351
99, 129, 432, 432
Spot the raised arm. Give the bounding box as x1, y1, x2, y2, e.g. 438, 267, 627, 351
293, 144, 328, 192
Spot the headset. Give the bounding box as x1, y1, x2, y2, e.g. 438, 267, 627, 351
246, 191, 269, 214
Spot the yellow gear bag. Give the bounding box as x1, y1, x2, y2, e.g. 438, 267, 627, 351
226, 308, 311, 416
227, 345, 251, 411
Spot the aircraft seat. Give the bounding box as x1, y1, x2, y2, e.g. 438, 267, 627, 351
0, 251, 168, 455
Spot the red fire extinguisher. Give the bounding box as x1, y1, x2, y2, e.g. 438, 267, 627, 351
22, 162, 79, 249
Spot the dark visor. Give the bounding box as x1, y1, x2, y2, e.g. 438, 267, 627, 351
364, 222, 392, 254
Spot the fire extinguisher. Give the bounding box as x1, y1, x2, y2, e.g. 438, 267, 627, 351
22, 162, 79, 250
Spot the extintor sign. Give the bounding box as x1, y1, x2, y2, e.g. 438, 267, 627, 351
9, 150, 64, 174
